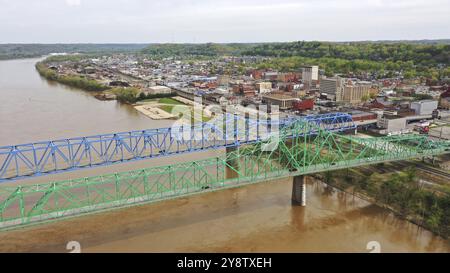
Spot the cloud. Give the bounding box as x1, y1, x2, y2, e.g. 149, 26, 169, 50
0, 0, 448, 43
65, 0, 81, 7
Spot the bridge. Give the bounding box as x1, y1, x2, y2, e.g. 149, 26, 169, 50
0, 113, 355, 182
1, 113, 449, 229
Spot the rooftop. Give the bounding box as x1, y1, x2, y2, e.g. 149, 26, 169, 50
262, 94, 299, 101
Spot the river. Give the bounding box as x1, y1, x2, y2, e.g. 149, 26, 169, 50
0, 58, 171, 146
0, 58, 448, 253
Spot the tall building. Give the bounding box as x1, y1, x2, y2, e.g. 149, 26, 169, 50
302, 66, 319, 84
336, 79, 371, 104
320, 77, 339, 100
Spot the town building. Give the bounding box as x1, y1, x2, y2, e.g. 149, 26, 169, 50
262, 94, 299, 110
263, 71, 279, 81
148, 86, 173, 95
292, 99, 314, 111
440, 89, 450, 110
410, 100, 439, 116
232, 83, 256, 97
302, 66, 319, 82
377, 115, 407, 134
302, 66, 319, 90
256, 82, 272, 94
250, 69, 264, 80
278, 72, 301, 83
320, 77, 339, 100
217, 75, 231, 86
349, 111, 378, 122
336, 79, 372, 104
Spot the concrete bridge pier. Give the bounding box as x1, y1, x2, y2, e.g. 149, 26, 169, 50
226, 146, 238, 165
292, 175, 307, 206
226, 146, 240, 179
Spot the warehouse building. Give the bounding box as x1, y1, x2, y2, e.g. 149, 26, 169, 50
262, 94, 299, 110
148, 86, 173, 95
410, 100, 439, 116
377, 115, 407, 134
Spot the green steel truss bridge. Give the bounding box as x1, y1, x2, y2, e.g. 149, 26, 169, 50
1, 118, 449, 229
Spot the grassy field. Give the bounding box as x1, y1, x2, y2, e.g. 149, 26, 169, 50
157, 104, 213, 122
158, 97, 184, 105
141, 97, 185, 105
158, 105, 176, 113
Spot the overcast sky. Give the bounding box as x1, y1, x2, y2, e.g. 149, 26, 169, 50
0, 0, 449, 43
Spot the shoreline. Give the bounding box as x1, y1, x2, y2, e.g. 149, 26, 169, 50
313, 168, 450, 239
35, 61, 109, 92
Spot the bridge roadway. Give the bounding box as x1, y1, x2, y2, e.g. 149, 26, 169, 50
0, 112, 355, 182
1, 113, 449, 229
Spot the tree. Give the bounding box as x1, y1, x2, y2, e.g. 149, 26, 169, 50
403, 167, 420, 189
323, 171, 334, 184
426, 203, 443, 231
413, 94, 433, 101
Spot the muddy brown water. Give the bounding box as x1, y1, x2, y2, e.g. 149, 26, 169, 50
0, 58, 448, 252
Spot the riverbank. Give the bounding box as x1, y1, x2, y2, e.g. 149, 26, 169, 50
316, 163, 450, 239
36, 60, 178, 106
35, 62, 109, 92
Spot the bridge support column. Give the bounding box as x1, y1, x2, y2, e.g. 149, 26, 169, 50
292, 175, 307, 206
226, 146, 237, 165
226, 146, 240, 179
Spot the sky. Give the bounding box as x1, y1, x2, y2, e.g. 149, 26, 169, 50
0, 0, 449, 43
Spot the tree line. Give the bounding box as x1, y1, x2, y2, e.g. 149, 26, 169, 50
140, 41, 450, 80
37, 62, 176, 103
36, 62, 109, 92
322, 166, 449, 238
0, 44, 148, 60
